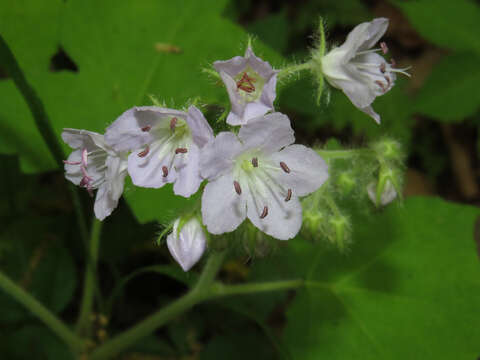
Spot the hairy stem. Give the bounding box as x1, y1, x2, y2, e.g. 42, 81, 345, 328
76, 218, 103, 336
0, 271, 85, 352
211, 279, 304, 298
90, 250, 227, 360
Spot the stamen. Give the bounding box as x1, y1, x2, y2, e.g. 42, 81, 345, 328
390, 58, 396, 67
175, 147, 188, 154
236, 72, 256, 93
285, 189, 292, 202
380, 63, 386, 74
63, 160, 81, 165
384, 75, 391, 86
170, 117, 177, 131
141, 125, 151, 132
375, 80, 386, 92
380, 42, 388, 54
81, 148, 88, 167
138, 146, 150, 157
233, 180, 242, 195
251, 157, 258, 167
279, 161, 290, 173
162, 166, 169, 177
260, 206, 268, 219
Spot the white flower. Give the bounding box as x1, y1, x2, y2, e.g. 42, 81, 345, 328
167, 217, 207, 271
200, 113, 329, 240
214, 46, 278, 126
367, 179, 397, 206
320, 18, 410, 124
105, 105, 213, 197
62, 129, 128, 220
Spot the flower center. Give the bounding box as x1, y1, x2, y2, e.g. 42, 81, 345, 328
233, 155, 293, 219
234, 66, 265, 103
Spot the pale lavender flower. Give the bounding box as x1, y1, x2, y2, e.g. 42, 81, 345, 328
214, 46, 278, 126
167, 217, 207, 271
321, 18, 410, 123
105, 105, 213, 197
62, 129, 128, 220
200, 113, 328, 240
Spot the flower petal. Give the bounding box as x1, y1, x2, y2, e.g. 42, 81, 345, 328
167, 218, 207, 272
269, 144, 328, 196
238, 112, 295, 154
213, 55, 248, 77
339, 18, 389, 60
201, 172, 247, 235
245, 187, 302, 240
62, 128, 106, 150
127, 144, 176, 188
200, 132, 243, 180
94, 183, 119, 220
173, 144, 202, 197
245, 46, 277, 79
105, 107, 186, 152
64, 149, 83, 185
185, 106, 214, 148
105, 156, 128, 200
359, 105, 381, 124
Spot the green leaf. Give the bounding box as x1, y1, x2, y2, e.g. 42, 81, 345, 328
277, 197, 480, 359
0, 0, 283, 223
415, 52, 480, 121
0, 217, 76, 324
391, 0, 480, 54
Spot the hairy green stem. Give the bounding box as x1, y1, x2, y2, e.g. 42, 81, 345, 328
278, 62, 312, 80
0, 271, 85, 351
317, 148, 375, 160
0, 34, 88, 244
90, 250, 227, 360
76, 218, 103, 336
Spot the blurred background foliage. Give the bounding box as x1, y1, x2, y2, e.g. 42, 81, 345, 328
0, 0, 479, 359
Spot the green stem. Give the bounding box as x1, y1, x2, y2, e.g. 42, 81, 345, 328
76, 218, 102, 336
278, 62, 312, 80
0, 34, 88, 245
211, 279, 304, 298
90, 250, 227, 360
317, 148, 374, 160
0, 271, 85, 352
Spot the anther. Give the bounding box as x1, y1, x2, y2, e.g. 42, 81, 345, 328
375, 80, 386, 92
279, 161, 290, 173
236, 72, 256, 93
380, 42, 388, 54
285, 189, 292, 202
260, 206, 269, 219
251, 157, 258, 167
138, 146, 150, 157
380, 63, 386, 74
162, 166, 169, 177
170, 117, 177, 131
175, 147, 188, 154
141, 125, 151, 132
390, 58, 396, 67
233, 180, 242, 195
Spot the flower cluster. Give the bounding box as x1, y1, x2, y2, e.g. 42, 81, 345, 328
62, 18, 405, 270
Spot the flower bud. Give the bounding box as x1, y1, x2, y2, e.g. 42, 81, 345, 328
327, 215, 351, 252
166, 217, 207, 272
367, 179, 397, 207
371, 138, 404, 164
337, 172, 356, 195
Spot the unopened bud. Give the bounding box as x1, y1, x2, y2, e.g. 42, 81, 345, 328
367, 179, 397, 207
327, 215, 351, 252
371, 138, 404, 164
338, 172, 356, 194
166, 217, 207, 271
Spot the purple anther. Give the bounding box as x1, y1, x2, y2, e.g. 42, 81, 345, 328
260, 206, 269, 219
233, 180, 242, 195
